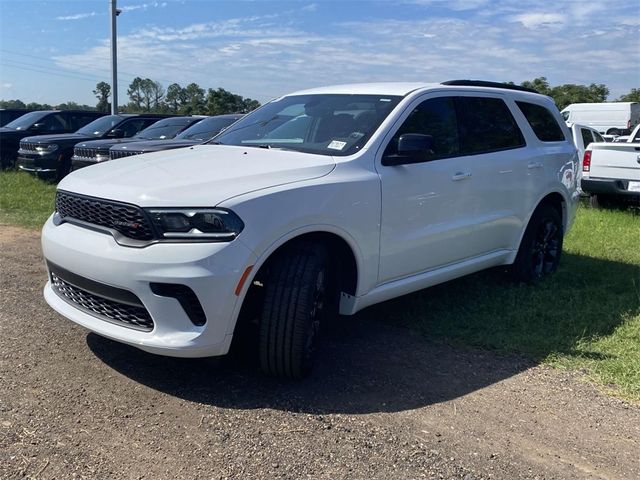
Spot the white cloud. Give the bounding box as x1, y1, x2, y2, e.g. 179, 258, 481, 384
51, 4, 639, 102
55, 12, 97, 21
511, 12, 566, 29
1, 83, 13, 89
120, 2, 168, 12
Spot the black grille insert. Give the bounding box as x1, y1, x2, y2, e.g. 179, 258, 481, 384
110, 149, 144, 160
74, 147, 98, 159
49, 265, 153, 331
55, 190, 155, 241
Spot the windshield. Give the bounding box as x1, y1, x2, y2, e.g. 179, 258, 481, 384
135, 118, 196, 140
3, 111, 49, 130
212, 94, 402, 156
75, 115, 122, 136
177, 116, 241, 141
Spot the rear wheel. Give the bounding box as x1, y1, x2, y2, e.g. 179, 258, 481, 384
511, 205, 563, 284
607, 128, 621, 136
259, 243, 331, 379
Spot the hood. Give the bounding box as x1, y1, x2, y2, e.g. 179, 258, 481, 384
75, 137, 141, 151
0, 128, 30, 140
59, 144, 336, 207
21, 133, 89, 145
111, 138, 200, 153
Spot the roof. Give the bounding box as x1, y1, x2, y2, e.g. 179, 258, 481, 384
285, 81, 547, 98
287, 83, 438, 97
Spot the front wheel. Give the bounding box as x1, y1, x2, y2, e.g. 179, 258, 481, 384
511, 205, 563, 284
259, 243, 331, 379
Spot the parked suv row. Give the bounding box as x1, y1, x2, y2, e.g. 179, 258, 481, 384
16, 113, 174, 180
70, 116, 206, 170
0, 110, 105, 169
42, 80, 578, 379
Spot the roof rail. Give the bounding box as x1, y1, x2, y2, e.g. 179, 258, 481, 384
441, 80, 539, 94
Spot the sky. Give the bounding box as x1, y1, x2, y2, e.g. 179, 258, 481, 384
0, 0, 638, 107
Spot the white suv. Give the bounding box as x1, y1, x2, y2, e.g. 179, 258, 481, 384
42, 81, 579, 378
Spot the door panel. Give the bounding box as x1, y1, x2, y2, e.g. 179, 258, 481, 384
377, 94, 528, 284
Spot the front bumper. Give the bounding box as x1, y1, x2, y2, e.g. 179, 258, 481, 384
16, 152, 60, 178
581, 178, 640, 199
42, 215, 257, 357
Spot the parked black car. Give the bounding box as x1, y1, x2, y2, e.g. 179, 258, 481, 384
0, 110, 104, 169
71, 116, 206, 171
0, 109, 33, 127
16, 114, 171, 180
109, 114, 243, 160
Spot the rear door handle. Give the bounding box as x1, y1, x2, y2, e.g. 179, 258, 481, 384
528, 162, 543, 169
452, 172, 472, 181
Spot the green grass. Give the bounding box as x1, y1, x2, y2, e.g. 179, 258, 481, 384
1, 171, 639, 400
0, 171, 57, 228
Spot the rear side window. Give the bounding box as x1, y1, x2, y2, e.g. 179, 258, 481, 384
454, 97, 525, 155
580, 128, 594, 148
516, 101, 565, 142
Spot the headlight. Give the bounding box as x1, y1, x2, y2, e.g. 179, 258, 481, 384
95, 153, 110, 162
35, 144, 59, 153
146, 208, 244, 241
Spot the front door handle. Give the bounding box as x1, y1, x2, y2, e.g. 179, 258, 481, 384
528, 162, 543, 169
452, 172, 472, 181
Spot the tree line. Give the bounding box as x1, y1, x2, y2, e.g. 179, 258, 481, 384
1, 78, 638, 114
92, 78, 261, 115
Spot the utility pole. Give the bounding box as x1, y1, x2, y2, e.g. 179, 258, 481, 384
110, 0, 121, 114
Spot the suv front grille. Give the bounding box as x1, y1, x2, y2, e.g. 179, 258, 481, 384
74, 147, 98, 159
19, 141, 38, 152
51, 271, 154, 331
110, 149, 144, 160
55, 190, 155, 241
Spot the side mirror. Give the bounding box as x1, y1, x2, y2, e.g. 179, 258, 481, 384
382, 134, 434, 166
108, 128, 125, 138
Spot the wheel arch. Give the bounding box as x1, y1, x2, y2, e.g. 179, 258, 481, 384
508, 190, 568, 264
228, 226, 362, 337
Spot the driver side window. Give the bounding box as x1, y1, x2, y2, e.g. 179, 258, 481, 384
384, 96, 459, 161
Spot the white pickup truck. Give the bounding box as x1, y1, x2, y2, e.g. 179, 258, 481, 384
581, 126, 640, 206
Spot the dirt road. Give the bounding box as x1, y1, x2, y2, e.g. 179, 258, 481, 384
1, 224, 638, 479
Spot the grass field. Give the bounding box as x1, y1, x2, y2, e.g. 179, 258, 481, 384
0, 171, 57, 228
1, 170, 639, 400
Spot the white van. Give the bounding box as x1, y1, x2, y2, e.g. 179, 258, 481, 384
561, 102, 639, 135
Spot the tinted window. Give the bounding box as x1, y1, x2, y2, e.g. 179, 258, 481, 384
135, 118, 199, 140
76, 115, 124, 136
455, 97, 525, 154
4, 111, 50, 130
183, 116, 241, 141
120, 118, 156, 137
39, 113, 68, 132
580, 128, 594, 148
593, 131, 605, 142
214, 94, 402, 156
384, 96, 459, 161
68, 113, 102, 131
516, 101, 565, 142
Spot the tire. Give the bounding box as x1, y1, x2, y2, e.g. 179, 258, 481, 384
607, 128, 621, 136
259, 243, 330, 379
511, 205, 563, 284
